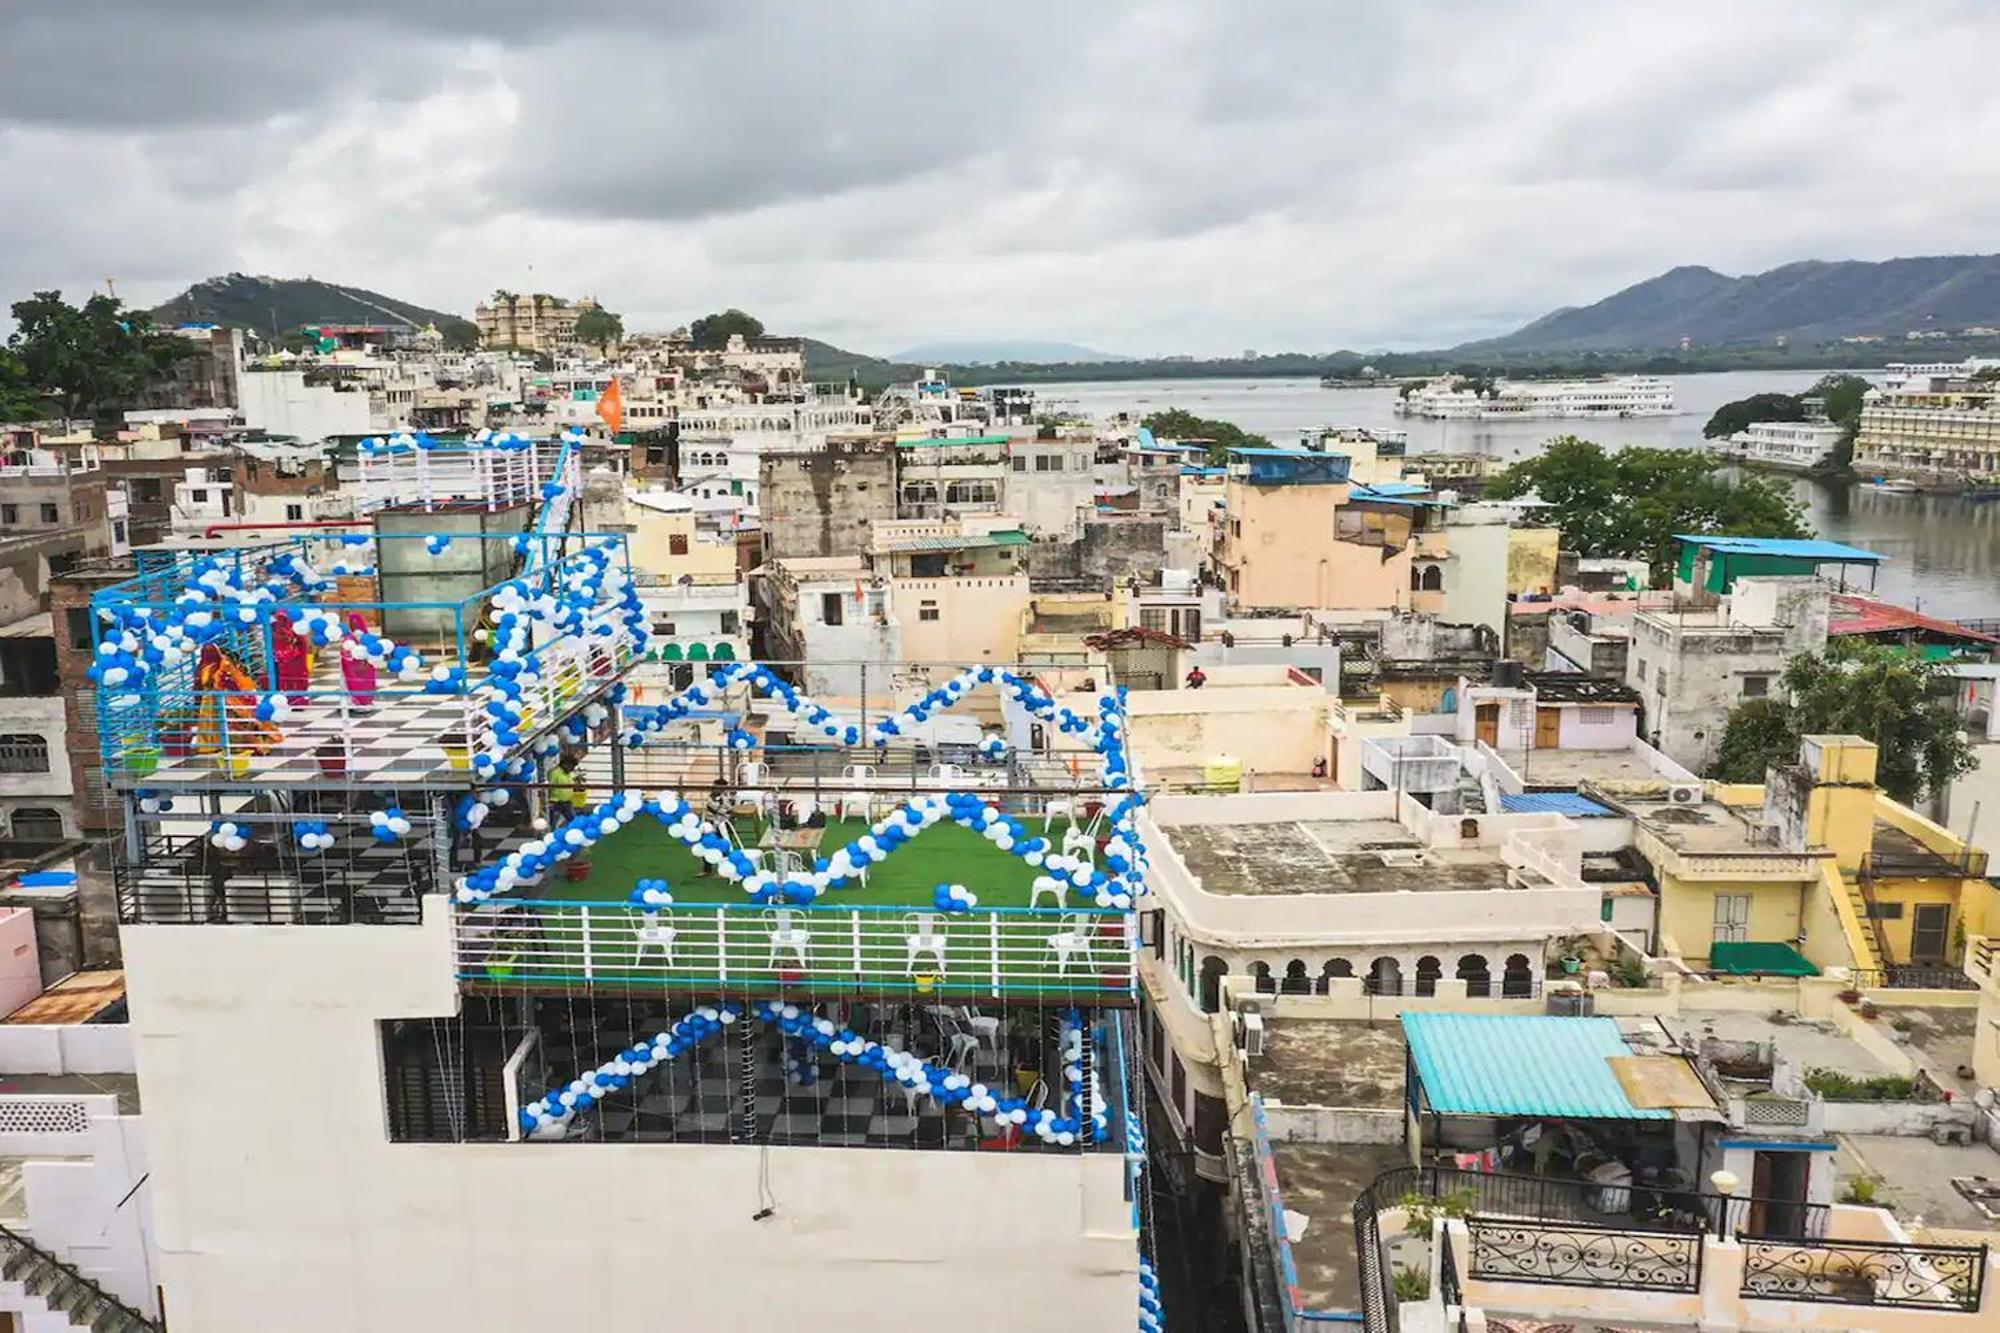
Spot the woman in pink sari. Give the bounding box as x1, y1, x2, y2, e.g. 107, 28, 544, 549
341, 613, 379, 707
269, 611, 311, 703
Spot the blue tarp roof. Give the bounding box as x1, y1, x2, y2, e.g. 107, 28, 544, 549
1403, 1013, 1670, 1120
1673, 535, 1885, 564
1499, 792, 1616, 817
1355, 481, 1431, 497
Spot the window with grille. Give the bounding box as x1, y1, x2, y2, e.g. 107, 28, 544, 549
919, 601, 940, 622
10, 808, 62, 840
669, 533, 689, 555
0, 734, 50, 773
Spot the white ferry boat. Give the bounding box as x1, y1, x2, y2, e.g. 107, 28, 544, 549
1395, 375, 1674, 420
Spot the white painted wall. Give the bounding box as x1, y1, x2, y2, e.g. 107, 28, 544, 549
121, 905, 1136, 1332
0, 1023, 134, 1075
237, 371, 374, 441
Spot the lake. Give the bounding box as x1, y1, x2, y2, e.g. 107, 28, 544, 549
1036, 372, 2000, 619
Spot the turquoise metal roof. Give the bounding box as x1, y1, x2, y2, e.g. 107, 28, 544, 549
1499, 792, 1615, 817
1402, 1013, 1668, 1120
1672, 535, 1884, 564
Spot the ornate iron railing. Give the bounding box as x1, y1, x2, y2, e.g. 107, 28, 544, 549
1466, 1216, 1703, 1292
1848, 965, 1979, 991
1741, 1236, 1986, 1311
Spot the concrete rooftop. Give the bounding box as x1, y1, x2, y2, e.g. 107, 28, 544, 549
1169, 820, 1508, 895
1611, 794, 1786, 856
1835, 1135, 2000, 1233
1247, 1020, 1405, 1110
1513, 747, 1665, 788
1269, 1141, 1411, 1314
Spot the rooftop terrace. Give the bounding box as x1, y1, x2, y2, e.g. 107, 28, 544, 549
1167, 819, 1508, 895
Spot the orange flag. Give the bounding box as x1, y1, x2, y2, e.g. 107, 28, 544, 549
596, 377, 626, 433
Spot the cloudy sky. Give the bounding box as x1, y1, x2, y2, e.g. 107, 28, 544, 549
5, 1, 2000, 357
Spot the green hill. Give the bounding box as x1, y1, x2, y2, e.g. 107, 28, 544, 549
150, 273, 477, 345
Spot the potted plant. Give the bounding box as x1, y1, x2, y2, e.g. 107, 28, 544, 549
564, 854, 592, 883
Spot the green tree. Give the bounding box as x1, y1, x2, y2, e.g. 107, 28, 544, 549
1809, 373, 1872, 474
1484, 436, 1809, 580
689, 309, 765, 349
1703, 392, 1805, 439
1139, 408, 1269, 464
8, 290, 189, 426
0, 348, 44, 421
1710, 641, 1977, 801
573, 306, 624, 352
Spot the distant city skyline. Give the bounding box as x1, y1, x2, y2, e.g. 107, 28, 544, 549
5, 2, 2000, 355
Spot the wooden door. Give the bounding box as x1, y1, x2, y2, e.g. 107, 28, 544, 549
1474, 702, 1500, 748
1534, 707, 1562, 749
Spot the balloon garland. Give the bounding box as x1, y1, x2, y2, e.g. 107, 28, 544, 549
516, 998, 1108, 1147
452, 787, 1138, 909
1138, 1259, 1163, 1332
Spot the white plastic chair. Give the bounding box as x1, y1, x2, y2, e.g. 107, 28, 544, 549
840, 763, 876, 783
904, 912, 949, 975
1046, 913, 1099, 975
1042, 797, 1076, 830
928, 1009, 980, 1073
765, 908, 810, 969
631, 908, 676, 965
1028, 874, 1067, 911
927, 763, 967, 786
1061, 825, 1096, 861
953, 1006, 1003, 1058
837, 789, 875, 820
774, 848, 807, 876
737, 760, 774, 821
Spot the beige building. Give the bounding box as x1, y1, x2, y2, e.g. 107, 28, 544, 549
474, 292, 603, 353
1212, 452, 1441, 612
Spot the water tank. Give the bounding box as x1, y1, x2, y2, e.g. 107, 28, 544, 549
1203, 754, 1243, 793
1492, 659, 1526, 689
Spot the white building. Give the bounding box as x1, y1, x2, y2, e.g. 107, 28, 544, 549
1397, 376, 1674, 420
1717, 420, 1843, 473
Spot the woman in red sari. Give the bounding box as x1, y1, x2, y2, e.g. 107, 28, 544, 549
269, 611, 310, 703
340, 613, 379, 707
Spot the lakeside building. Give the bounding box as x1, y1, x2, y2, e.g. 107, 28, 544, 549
1715, 419, 1845, 473
1395, 375, 1674, 420
1853, 358, 2000, 487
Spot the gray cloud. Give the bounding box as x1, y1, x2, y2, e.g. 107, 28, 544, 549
4, 1, 2000, 354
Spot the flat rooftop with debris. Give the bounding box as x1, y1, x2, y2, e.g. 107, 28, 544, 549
1164, 819, 1510, 895
1268, 1141, 1411, 1314
1246, 1019, 1406, 1110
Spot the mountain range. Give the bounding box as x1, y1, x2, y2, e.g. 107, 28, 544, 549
144, 252, 2000, 382
1457, 254, 2000, 354
150, 274, 477, 345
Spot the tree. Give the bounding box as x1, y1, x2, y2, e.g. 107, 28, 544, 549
1139, 408, 1269, 464
1703, 392, 1806, 439
0, 348, 44, 422
1809, 373, 1872, 474
689, 309, 765, 349
1710, 641, 1977, 802
573, 306, 624, 352
1484, 436, 1809, 580
7, 290, 190, 426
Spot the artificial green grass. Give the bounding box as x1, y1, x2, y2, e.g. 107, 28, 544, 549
463, 815, 1132, 998
544, 815, 1051, 910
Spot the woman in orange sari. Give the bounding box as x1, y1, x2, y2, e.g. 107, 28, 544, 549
194, 643, 280, 757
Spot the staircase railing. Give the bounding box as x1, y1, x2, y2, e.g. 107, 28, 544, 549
1847, 870, 1896, 970
0, 1220, 159, 1331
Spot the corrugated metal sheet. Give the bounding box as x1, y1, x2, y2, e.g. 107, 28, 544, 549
1402, 1013, 1669, 1119
1499, 792, 1615, 817
1674, 534, 1885, 563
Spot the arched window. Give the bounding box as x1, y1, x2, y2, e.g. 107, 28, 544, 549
0, 734, 49, 774
1414, 955, 1442, 997
1502, 953, 1535, 998
1198, 956, 1229, 1012
1456, 953, 1491, 998
1316, 958, 1354, 994
1281, 959, 1311, 994
1250, 961, 1275, 994
1420, 565, 1443, 592
1410, 565, 1424, 592
1366, 956, 1403, 996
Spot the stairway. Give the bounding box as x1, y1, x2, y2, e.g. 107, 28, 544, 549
1838, 869, 1887, 972
0, 1227, 158, 1332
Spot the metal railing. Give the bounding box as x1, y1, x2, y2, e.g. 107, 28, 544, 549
1741, 1236, 1985, 1311
1860, 848, 1991, 881
116, 832, 431, 925
454, 899, 1136, 998
1848, 965, 1979, 992
1466, 1216, 1704, 1293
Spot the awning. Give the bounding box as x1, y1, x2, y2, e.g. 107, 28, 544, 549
1707, 941, 1819, 977
1403, 1013, 1675, 1120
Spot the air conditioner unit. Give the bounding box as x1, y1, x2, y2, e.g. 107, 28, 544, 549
1667, 783, 1704, 806
1239, 1012, 1266, 1058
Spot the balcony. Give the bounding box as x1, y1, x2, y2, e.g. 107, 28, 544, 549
91, 534, 640, 788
